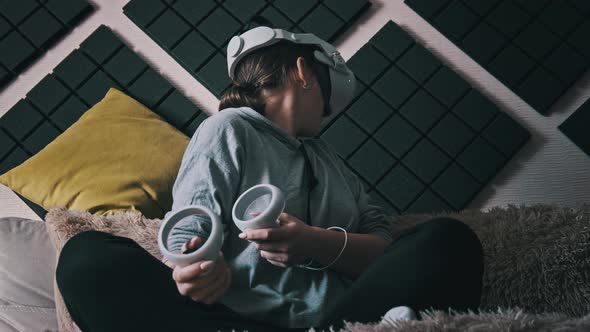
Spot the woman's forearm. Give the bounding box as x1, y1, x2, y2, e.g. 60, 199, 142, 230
303, 226, 391, 280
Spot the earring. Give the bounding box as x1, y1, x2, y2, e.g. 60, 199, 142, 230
302, 82, 312, 90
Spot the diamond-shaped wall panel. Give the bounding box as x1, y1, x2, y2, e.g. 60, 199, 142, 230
319, 21, 530, 215
559, 98, 590, 157
123, 0, 371, 98
405, 0, 590, 115
0, 25, 208, 219
0, 0, 93, 89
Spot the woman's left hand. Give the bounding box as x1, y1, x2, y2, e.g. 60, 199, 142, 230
239, 212, 313, 268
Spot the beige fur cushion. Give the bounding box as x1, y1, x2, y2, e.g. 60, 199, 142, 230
44, 203, 590, 332
45, 208, 162, 332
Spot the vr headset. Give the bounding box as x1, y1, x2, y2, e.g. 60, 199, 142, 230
226, 25, 356, 118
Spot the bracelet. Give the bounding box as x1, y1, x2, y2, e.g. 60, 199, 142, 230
304, 226, 347, 271
295, 257, 315, 268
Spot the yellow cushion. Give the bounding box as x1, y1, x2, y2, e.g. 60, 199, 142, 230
0, 88, 189, 219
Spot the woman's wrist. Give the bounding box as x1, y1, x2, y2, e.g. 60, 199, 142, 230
302, 225, 347, 268
302, 225, 322, 258
296, 226, 320, 268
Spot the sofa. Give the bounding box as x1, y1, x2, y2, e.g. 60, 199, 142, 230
2, 202, 590, 331
0, 217, 59, 332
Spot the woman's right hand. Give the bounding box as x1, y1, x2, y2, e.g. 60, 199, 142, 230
162, 236, 232, 305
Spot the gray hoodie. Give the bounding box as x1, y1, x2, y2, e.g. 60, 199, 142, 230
164, 106, 394, 328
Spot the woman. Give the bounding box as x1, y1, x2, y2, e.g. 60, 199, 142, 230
55, 31, 484, 332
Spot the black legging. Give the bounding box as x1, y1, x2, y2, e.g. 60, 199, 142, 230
56, 217, 484, 332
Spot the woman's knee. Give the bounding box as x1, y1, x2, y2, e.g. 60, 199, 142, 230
420, 217, 483, 261
56, 230, 123, 292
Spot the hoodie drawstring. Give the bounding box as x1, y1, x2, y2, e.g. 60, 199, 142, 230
299, 142, 318, 226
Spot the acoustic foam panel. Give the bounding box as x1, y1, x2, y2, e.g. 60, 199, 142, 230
319, 20, 530, 215
0, 25, 208, 219
559, 98, 590, 157
0, 0, 93, 89
405, 0, 590, 115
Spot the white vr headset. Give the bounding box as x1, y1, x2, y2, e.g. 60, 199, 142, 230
226, 26, 357, 117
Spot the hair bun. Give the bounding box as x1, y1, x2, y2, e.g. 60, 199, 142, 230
237, 82, 259, 94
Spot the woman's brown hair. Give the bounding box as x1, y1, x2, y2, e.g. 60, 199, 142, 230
218, 39, 320, 115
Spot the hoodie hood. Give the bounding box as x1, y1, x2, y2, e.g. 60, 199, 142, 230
226, 106, 304, 150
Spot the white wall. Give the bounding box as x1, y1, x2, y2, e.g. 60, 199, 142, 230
1, 0, 589, 220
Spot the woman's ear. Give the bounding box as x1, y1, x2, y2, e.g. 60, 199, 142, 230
295, 57, 315, 88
